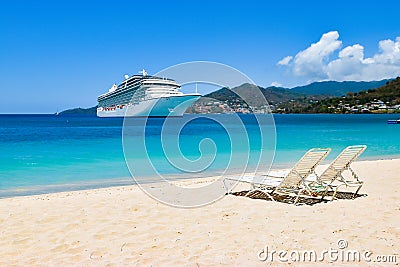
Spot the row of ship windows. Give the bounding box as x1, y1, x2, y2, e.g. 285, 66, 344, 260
117, 82, 141, 90
101, 83, 178, 100
101, 89, 178, 102
147, 91, 179, 94
99, 90, 145, 107
121, 81, 177, 89
99, 86, 143, 101
99, 87, 179, 107
142, 83, 178, 87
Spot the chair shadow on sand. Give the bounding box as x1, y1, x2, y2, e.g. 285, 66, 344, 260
230, 190, 367, 206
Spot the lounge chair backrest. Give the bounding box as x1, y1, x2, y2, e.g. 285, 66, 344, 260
278, 148, 331, 189
319, 145, 367, 184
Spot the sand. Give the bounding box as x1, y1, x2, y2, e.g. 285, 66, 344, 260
0, 159, 399, 266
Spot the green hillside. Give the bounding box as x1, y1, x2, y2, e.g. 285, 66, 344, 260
203, 83, 312, 106
307, 77, 400, 113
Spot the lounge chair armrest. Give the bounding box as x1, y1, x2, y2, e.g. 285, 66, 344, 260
261, 169, 290, 178
262, 174, 285, 179
340, 179, 363, 186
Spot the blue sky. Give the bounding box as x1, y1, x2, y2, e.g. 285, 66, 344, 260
1, 0, 399, 113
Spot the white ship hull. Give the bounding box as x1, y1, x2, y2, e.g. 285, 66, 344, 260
97, 94, 200, 117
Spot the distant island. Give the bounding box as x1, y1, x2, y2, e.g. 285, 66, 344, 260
59, 106, 97, 115
60, 78, 400, 115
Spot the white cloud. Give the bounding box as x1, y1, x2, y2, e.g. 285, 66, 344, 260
279, 31, 400, 81
326, 44, 366, 80
373, 37, 400, 64
292, 31, 342, 79
277, 56, 292, 66
270, 81, 282, 87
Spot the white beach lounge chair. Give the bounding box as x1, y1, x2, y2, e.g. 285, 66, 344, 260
282, 145, 367, 204
223, 148, 331, 197
311, 145, 367, 199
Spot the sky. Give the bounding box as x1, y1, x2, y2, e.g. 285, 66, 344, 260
1, 0, 400, 113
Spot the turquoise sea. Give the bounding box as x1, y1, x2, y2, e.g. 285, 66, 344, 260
1, 114, 399, 197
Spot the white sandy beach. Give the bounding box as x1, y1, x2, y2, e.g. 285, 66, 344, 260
0, 159, 399, 266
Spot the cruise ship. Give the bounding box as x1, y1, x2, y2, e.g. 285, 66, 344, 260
97, 70, 201, 117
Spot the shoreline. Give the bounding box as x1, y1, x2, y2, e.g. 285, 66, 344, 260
0, 156, 399, 199
1, 156, 400, 199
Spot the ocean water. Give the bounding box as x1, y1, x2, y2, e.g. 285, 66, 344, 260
0, 114, 399, 196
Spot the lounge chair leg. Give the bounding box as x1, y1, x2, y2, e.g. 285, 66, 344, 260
243, 183, 258, 197
244, 190, 253, 197
353, 184, 363, 199
264, 192, 276, 202
331, 187, 339, 201
223, 180, 230, 194
294, 190, 303, 205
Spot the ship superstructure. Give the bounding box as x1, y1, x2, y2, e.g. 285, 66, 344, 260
97, 70, 200, 117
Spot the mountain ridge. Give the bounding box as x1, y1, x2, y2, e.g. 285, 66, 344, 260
290, 79, 391, 96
